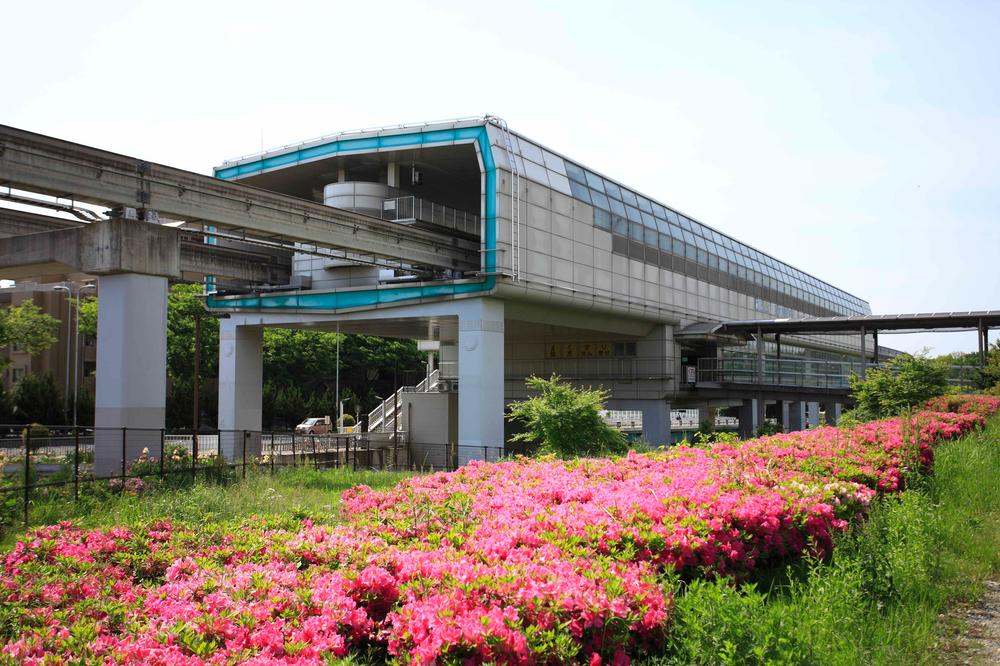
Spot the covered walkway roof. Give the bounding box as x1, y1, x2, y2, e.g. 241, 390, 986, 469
684, 311, 1000, 336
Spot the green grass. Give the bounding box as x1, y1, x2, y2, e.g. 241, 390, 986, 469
644, 413, 1000, 665
0, 466, 411, 551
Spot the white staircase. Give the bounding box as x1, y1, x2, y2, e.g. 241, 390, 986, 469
367, 369, 441, 432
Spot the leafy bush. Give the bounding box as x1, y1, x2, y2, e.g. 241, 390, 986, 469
849, 352, 949, 420
12, 373, 64, 425
506, 374, 627, 457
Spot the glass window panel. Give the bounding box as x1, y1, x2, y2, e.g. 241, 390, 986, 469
678, 215, 694, 231
594, 208, 612, 231
719, 258, 729, 273
585, 171, 605, 192
651, 202, 667, 218
564, 161, 587, 184
547, 172, 571, 196
604, 180, 623, 200
654, 217, 670, 234
694, 235, 707, 250
664, 209, 680, 224
669, 223, 683, 238
522, 158, 549, 184
682, 229, 697, 244
640, 211, 656, 227
629, 221, 644, 241
621, 189, 638, 207
590, 190, 611, 211
637, 197, 653, 214
708, 253, 719, 269
685, 243, 697, 260
672, 237, 684, 255
609, 198, 626, 217
516, 136, 544, 164
644, 226, 658, 246
541, 149, 566, 174
569, 179, 591, 202
659, 232, 671, 251
626, 206, 642, 223
612, 215, 628, 236
696, 248, 708, 265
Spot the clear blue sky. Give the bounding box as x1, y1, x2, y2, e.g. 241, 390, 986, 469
2, 1, 997, 354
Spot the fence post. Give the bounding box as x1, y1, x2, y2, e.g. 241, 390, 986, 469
242, 431, 247, 480
291, 433, 296, 468
270, 432, 275, 474
23, 427, 31, 527
159, 429, 165, 480
73, 426, 80, 501
121, 427, 127, 478
312, 436, 318, 471
483, 446, 487, 463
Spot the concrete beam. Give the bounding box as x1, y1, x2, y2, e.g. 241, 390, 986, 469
0, 124, 478, 271
0, 214, 291, 283
0, 207, 85, 237
0, 218, 180, 279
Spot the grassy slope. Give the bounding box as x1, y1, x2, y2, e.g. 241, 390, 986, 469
0, 467, 410, 551
648, 413, 1000, 665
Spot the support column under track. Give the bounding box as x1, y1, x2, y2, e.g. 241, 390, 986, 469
218, 321, 263, 461
457, 298, 505, 464
94, 274, 167, 477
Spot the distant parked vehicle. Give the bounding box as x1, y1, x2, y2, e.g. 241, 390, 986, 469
294, 416, 332, 434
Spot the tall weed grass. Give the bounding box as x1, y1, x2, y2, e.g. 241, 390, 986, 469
647, 415, 1000, 665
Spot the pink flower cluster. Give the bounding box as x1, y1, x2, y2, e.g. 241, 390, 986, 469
1, 395, 995, 665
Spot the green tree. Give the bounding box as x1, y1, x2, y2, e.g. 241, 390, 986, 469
12, 372, 64, 425
507, 374, 627, 458
0, 301, 60, 368
849, 352, 949, 420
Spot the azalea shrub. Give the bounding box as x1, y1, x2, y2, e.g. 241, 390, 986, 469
1, 395, 997, 665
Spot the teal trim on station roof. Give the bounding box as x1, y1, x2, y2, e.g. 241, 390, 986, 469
207, 125, 496, 312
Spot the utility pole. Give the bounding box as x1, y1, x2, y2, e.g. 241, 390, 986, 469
192, 311, 201, 459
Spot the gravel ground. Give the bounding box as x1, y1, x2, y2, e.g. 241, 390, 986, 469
944, 579, 1000, 665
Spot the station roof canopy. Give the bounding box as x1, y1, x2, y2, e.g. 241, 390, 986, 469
683, 311, 1000, 337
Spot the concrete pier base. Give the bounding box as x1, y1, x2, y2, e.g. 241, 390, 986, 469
457, 298, 505, 464
739, 399, 759, 439
786, 401, 806, 432
807, 402, 820, 428
218, 322, 263, 461
94, 274, 167, 476
823, 402, 842, 426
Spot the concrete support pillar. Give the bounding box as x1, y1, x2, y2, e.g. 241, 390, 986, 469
94, 274, 167, 476
786, 401, 806, 432
457, 299, 505, 464
641, 400, 671, 447
606, 398, 672, 447
823, 402, 842, 426
218, 321, 263, 461
807, 401, 820, 428
738, 399, 759, 439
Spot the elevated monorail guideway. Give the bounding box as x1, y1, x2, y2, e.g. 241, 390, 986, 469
0, 125, 479, 272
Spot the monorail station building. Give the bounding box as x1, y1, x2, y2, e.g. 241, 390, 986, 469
207, 116, 874, 455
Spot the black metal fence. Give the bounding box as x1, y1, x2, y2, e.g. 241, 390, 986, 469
0, 425, 506, 529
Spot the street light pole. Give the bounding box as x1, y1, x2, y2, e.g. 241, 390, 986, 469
52, 285, 71, 417
72, 283, 96, 428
